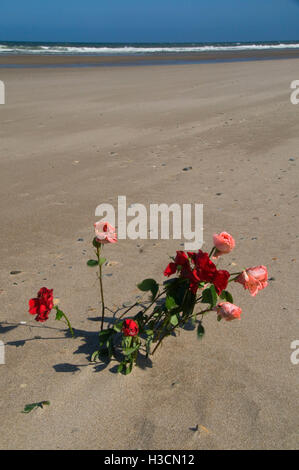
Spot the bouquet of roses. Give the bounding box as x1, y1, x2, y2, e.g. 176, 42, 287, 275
88, 225, 268, 374
28, 223, 268, 375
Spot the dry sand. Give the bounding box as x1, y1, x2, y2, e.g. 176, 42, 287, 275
0, 58, 298, 450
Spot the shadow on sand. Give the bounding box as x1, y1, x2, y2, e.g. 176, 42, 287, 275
0, 310, 153, 374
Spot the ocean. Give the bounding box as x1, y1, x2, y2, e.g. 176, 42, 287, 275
1, 40, 299, 56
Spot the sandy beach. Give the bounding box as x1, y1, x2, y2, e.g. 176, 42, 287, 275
0, 57, 298, 449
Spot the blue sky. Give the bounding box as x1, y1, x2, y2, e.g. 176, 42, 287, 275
0, 0, 299, 43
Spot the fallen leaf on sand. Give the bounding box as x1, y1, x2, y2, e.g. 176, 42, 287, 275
22, 401, 50, 414
106, 261, 119, 267
199, 425, 211, 434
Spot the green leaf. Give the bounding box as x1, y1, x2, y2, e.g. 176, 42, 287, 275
98, 330, 114, 355
107, 338, 113, 359
87, 259, 98, 267
165, 295, 178, 311
55, 307, 64, 321
92, 237, 102, 248
22, 401, 50, 414
197, 322, 205, 340
99, 329, 114, 339
163, 278, 177, 287
152, 305, 163, 318
166, 278, 189, 306
91, 350, 99, 362
145, 335, 153, 357
125, 361, 133, 375
123, 345, 140, 356
137, 278, 159, 300
97, 335, 114, 361
220, 290, 234, 303
170, 314, 179, 327
54, 306, 74, 338
202, 285, 218, 308
182, 290, 196, 316
99, 257, 107, 266
117, 362, 125, 373
117, 360, 133, 375
123, 336, 132, 349
113, 321, 123, 333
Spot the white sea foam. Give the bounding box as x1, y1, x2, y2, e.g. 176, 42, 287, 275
1, 43, 299, 55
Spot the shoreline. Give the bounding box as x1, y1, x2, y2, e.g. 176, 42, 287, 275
1, 48, 299, 67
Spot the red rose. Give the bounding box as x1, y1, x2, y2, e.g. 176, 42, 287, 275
179, 265, 199, 294
122, 319, 139, 337
163, 249, 230, 296
194, 250, 217, 283
29, 287, 54, 322
164, 262, 177, 277
189, 270, 201, 294
212, 270, 230, 295
174, 251, 189, 266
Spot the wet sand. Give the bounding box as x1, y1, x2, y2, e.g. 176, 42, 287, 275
1, 48, 299, 67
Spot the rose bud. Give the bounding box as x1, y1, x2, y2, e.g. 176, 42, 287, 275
94, 221, 117, 244
235, 266, 268, 297
215, 302, 242, 321
213, 232, 235, 258
122, 319, 139, 337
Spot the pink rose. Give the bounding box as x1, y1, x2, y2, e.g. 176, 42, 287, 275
94, 221, 117, 244
235, 265, 268, 296
213, 232, 235, 258
215, 302, 242, 321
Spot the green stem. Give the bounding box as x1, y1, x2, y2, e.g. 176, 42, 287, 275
63, 313, 74, 338
54, 306, 74, 338
141, 278, 189, 326
118, 302, 139, 320
142, 289, 167, 325
228, 273, 242, 283
97, 245, 105, 331
118, 287, 167, 323
209, 246, 216, 258
152, 307, 211, 355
